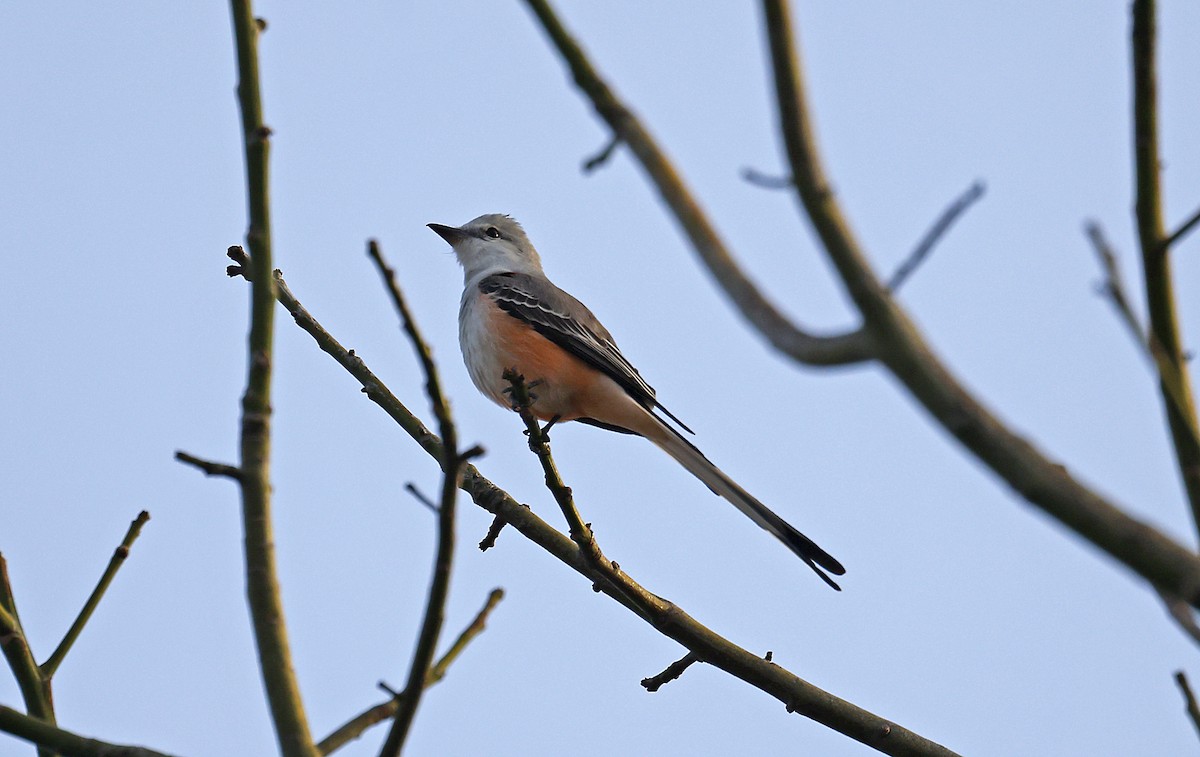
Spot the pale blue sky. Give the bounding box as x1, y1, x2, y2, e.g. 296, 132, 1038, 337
2, 3, 1199, 755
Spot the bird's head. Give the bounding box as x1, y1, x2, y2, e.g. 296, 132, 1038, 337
428, 214, 543, 282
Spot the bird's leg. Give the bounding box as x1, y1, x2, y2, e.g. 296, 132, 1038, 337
539, 415, 562, 437
522, 413, 561, 440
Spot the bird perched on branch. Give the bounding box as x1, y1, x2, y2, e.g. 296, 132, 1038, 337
430, 213, 844, 589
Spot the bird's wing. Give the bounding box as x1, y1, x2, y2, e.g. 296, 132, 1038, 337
479, 272, 693, 433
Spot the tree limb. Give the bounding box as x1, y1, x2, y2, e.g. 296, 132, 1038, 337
0, 556, 56, 750
760, 0, 1200, 602
1131, 0, 1200, 539
368, 240, 471, 757
520, 0, 875, 369
519, 0, 1200, 603
228, 3, 317, 755
0, 706, 178, 757
252, 267, 960, 757
317, 589, 505, 756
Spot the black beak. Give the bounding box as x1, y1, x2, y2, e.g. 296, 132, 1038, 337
427, 223, 468, 245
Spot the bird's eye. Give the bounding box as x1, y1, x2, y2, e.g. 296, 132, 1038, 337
485, 227, 502, 239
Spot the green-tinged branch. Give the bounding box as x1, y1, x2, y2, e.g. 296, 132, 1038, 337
41, 512, 150, 678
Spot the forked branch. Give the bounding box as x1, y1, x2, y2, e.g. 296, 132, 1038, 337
251, 264, 960, 756
518, 0, 1200, 605
228, 2, 316, 754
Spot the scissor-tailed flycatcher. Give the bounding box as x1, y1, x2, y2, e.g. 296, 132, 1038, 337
429, 214, 845, 589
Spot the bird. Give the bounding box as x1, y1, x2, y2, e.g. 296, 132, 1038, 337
428, 213, 845, 589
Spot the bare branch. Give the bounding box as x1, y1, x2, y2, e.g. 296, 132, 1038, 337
741, 167, 793, 190
1131, 0, 1200, 538
759, 0, 1200, 599
478, 514, 509, 551
520, 0, 875, 369
1, 557, 57, 755
228, 1, 316, 753
41, 511, 151, 678
368, 239, 467, 757
1162, 205, 1200, 253
1175, 672, 1200, 740
887, 181, 986, 292
1162, 590, 1200, 646
258, 262, 960, 757
1084, 221, 1147, 350
316, 588, 505, 755
404, 482, 439, 513
0, 706, 179, 757
174, 450, 242, 480
521, 0, 1200, 610
582, 134, 620, 173
641, 651, 702, 692
502, 370, 655, 613
1084, 224, 1200, 470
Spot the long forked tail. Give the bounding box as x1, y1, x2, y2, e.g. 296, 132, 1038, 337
645, 417, 845, 590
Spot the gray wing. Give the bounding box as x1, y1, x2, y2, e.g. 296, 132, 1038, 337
479, 272, 693, 434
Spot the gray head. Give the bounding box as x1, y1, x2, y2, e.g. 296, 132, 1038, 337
427, 214, 543, 282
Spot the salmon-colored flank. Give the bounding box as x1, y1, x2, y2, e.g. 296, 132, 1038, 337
474, 293, 653, 436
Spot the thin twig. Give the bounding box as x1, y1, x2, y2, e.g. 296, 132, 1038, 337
1084, 223, 1200, 464
582, 134, 621, 173
1175, 671, 1200, 740
741, 167, 794, 190
0, 705, 179, 757
368, 239, 469, 757
405, 482, 439, 513
502, 370, 678, 624
174, 450, 243, 480
262, 251, 955, 757
1161, 590, 1200, 646
501, 371, 593, 551
316, 589, 505, 755
1084, 221, 1147, 350
1132, 0, 1200, 538
478, 514, 509, 551
887, 181, 986, 292
41, 511, 151, 678
229, 2, 316, 754
641, 651, 702, 692
1162, 204, 1200, 253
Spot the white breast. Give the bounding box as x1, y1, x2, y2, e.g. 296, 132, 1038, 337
458, 287, 509, 407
